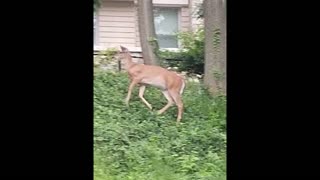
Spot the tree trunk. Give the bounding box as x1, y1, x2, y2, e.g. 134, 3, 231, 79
137, 0, 159, 65
203, 0, 226, 95
219, 0, 226, 94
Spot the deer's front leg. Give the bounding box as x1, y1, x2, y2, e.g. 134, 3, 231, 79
139, 85, 153, 110
125, 79, 139, 107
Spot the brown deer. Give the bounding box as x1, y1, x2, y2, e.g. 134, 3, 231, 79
119, 46, 186, 123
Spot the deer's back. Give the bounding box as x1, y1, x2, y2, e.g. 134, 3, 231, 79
128, 64, 183, 90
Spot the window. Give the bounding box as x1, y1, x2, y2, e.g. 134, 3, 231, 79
153, 7, 179, 48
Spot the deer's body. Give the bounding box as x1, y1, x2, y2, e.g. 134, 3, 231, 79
120, 46, 185, 123
128, 64, 184, 92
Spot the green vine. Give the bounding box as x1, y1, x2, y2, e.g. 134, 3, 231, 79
213, 69, 224, 81
213, 28, 221, 51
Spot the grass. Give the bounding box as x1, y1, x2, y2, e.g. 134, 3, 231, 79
94, 71, 226, 180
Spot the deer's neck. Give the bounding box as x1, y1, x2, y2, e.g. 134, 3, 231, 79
125, 54, 135, 70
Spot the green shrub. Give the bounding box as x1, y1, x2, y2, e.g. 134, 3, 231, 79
94, 48, 118, 69
158, 28, 205, 75
94, 72, 226, 180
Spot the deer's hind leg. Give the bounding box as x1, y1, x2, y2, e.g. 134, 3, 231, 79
168, 90, 183, 123
157, 90, 174, 115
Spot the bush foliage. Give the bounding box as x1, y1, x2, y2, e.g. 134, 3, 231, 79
94, 72, 226, 180
94, 48, 118, 68
158, 28, 205, 75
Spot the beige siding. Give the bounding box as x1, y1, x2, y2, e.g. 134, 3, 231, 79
134, 5, 141, 47
100, 11, 134, 16
181, 16, 190, 22
180, 8, 189, 16
100, 38, 135, 43
97, 0, 136, 48
100, 32, 136, 38
95, 0, 192, 49
99, 22, 135, 27
180, 7, 191, 32
100, 16, 134, 22
103, 43, 134, 48
100, 27, 135, 33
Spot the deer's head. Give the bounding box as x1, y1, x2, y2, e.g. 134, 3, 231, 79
118, 46, 131, 62
118, 45, 134, 70
120, 45, 129, 53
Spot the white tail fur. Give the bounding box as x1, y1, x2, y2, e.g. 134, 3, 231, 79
180, 80, 185, 95
120, 45, 186, 123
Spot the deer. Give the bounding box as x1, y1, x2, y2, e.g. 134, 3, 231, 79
118, 45, 186, 123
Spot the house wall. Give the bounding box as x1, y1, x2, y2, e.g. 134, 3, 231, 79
96, 0, 136, 48
95, 0, 192, 51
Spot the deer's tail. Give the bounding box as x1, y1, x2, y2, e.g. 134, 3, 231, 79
179, 78, 186, 95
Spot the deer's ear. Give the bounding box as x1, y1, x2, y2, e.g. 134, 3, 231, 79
120, 45, 128, 52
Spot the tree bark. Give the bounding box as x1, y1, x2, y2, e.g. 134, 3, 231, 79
137, 0, 159, 65
203, 0, 226, 95
219, 0, 226, 94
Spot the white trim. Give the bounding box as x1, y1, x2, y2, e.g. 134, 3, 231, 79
153, 0, 189, 6
94, 45, 142, 52
153, 4, 188, 7
177, 7, 182, 48
93, 46, 183, 53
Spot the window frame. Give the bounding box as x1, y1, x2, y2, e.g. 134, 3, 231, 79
153, 5, 182, 50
